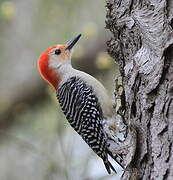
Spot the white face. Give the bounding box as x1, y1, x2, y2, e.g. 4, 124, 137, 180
48, 46, 72, 70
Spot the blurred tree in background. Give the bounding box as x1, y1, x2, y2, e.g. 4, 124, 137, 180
0, 0, 121, 179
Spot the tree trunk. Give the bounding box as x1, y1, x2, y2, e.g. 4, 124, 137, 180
105, 0, 173, 179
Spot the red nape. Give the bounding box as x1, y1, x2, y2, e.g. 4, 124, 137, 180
37, 45, 61, 89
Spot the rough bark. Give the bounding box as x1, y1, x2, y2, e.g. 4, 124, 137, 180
105, 0, 173, 179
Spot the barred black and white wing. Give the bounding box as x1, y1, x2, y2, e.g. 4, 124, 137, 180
57, 76, 116, 174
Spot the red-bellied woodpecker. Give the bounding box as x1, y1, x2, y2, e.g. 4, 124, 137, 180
37, 34, 124, 174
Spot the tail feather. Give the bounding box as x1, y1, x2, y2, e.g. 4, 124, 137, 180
103, 160, 117, 174
106, 149, 124, 169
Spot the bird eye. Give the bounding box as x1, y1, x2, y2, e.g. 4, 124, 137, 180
55, 49, 61, 55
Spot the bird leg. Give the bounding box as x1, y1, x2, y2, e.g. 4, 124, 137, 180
103, 112, 137, 169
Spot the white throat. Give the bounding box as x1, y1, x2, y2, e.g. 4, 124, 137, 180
56, 63, 76, 86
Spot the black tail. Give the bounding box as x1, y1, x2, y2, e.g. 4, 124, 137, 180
106, 149, 124, 169
103, 159, 117, 174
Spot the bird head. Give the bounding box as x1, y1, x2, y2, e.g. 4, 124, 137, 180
37, 34, 81, 88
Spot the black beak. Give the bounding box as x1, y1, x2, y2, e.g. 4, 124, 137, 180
65, 34, 81, 50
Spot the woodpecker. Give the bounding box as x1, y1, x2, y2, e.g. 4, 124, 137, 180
37, 34, 123, 174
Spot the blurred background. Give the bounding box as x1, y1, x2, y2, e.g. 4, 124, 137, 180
0, 0, 122, 179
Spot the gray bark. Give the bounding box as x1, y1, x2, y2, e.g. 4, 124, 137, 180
105, 0, 173, 179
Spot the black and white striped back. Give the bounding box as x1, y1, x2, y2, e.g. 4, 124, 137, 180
56, 76, 116, 174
